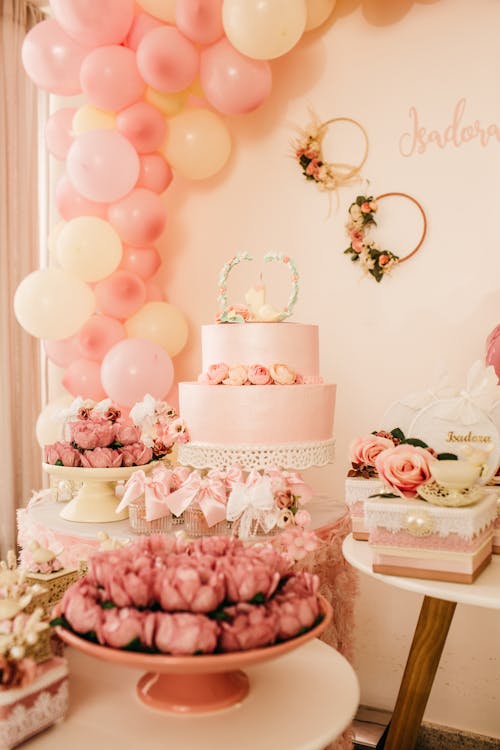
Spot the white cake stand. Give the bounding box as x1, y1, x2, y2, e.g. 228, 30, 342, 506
42, 463, 153, 524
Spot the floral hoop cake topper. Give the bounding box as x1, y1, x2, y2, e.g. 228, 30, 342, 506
216, 253, 299, 323
344, 192, 427, 282
293, 113, 369, 193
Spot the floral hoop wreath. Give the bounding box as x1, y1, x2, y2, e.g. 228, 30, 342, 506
344, 192, 427, 282
293, 115, 369, 192
216, 252, 300, 323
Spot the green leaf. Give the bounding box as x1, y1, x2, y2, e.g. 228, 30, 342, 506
368, 492, 400, 499
100, 601, 116, 610
49, 615, 66, 628
55, 459, 63, 466
437, 452, 458, 461
391, 428, 406, 441
250, 592, 266, 605
403, 437, 428, 448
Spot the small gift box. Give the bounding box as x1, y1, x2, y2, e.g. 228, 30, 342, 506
183, 504, 228, 537
170, 471, 228, 537
128, 499, 172, 536
345, 477, 384, 541
493, 497, 500, 554
117, 465, 191, 534
0, 657, 68, 749
25, 569, 79, 613
366, 492, 497, 584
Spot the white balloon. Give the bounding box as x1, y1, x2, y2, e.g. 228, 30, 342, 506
35, 394, 74, 447
136, 0, 175, 22
14, 269, 95, 340
305, 0, 336, 30
222, 0, 307, 60
57, 217, 123, 282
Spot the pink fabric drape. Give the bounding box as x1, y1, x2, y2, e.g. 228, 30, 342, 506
0, 0, 44, 556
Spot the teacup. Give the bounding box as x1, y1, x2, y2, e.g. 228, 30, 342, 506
430, 460, 481, 490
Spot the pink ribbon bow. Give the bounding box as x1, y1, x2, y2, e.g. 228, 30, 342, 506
115, 467, 175, 521
168, 471, 227, 527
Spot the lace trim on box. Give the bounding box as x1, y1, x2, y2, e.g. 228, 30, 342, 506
345, 478, 384, 508
365, 495, 497, 540
178, 439, 335, 471
0, 680, 68, 747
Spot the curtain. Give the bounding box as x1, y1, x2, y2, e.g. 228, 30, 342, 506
0, 0, 44, 556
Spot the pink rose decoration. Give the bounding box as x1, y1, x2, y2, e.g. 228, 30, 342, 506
154, 565, 226, 613
118, 442, 153, 466
114, 420, 142, 446
275, 490, 294, 509
204, 363, 229, 385
44, 441, 81, 467
155, 612, 219, 655
361, 201, 372, 213
269, 363, 296, 385
80, 447, 123, 468
293, 509, 312, 529
269, 572, 320, 639
60, 580, 102, 635
247, 364, 272, 385
349, 434, 394, 468
222, 364, 248, 386
100, 608, 148, 649
69, 417, 114, 449
219, 603, 279, 652
375, 444, 435, 496
218, 557, 281, 603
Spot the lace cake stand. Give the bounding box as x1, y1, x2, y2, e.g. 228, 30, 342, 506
42, 464, 153, 524
56, 596, 331, 714
178, 439, 336, 471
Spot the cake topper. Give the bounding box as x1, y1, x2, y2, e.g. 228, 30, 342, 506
216, 252, 299, 323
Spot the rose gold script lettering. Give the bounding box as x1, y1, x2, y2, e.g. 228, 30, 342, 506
399, 98, 500, 156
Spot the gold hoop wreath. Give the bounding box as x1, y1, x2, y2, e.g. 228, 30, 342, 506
293, 115, 369, 193
344, 192, 427, 282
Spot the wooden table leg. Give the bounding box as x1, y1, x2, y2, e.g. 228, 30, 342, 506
382, 595, 457, 750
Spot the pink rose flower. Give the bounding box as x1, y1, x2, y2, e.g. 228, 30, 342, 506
375, 444, 435, 496
154, 565, 226, 613
113, 420, 142, 446
351, 239, 364, 253
100, 608, 157, 649
361, 201, 372, 213
305, 158, 321, 177
247, 364, 272, 385
118, 442, 153, 466
269, 573, 320, 639
61, 580, 102, 635
44, 441, 81, 467
218, 557, 280, 603
275, 490, 294, 509
349, 228, 364, 243
80, 447, 123, 468
274, 527, 318, 562
155, 612, 219, 655
204, 363, 229, 385
349, 434, 394, 468
70, 417, 114, 449
269, 363, 296, 385
379, 254, 389, 266
223, 364, 248, 386
219, 603, 279, 652
293, 509, 312, 528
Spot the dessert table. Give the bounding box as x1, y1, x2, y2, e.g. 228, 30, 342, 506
342, 534, 500, 750
23, 640, 359, 750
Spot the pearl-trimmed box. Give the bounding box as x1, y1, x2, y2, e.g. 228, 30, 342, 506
345, 477, 384, 541
365, 492, 497, 584
493, 496, 500, 554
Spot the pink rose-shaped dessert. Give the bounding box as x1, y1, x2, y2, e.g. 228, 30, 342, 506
222, 364, 248, 386
269, 363, 296, 385
201, 363, 229, 385
113, 420, 141, 446
349, 434, 394, 468
269, 572, 320, 639
60, 580, 102, 635
100, 608, 154, 649
118, 442, 153, 466
69, 417, 114, 449
219, 603, 279, 652
247, 364, 272, 385
80, 447, 123, 469
155, 612, 219, 655
44, 441, 81, 467
375, 444, 435, 496
218, 556, 281, 603
155, 565, 226, 613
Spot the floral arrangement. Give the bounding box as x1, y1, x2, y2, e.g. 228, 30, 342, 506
129, 394, 189, 459
52, 535, 323, 655
198, 363, 321, 386
375, 444, 436, 497
344, 195, 400, 282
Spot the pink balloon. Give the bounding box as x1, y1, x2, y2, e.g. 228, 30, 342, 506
56, 174, 109, 221
62, 358, 106, 400
78, 315, 126, 361
144, 279, 164, 302
136, 153, 173, 193
119, 246, 161, 280
486, 339, 500, 383
44, 335, 82, 368
116, 102, 166, 154
80, 46, 145, 112
22, 19, 88, 96
126, 11, 163, 50
101, 338, 174, 407
200, 38, 272, 115
176, 0, 224, 45
108, 188, 167, 245
137, 27, 199, 93
45, 108, 77, 160
49, 0, 135, 47
94, 271, 146, 320
486, 324, 500, 352
66, 130, 140, 203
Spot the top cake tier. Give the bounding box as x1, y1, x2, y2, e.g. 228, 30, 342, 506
202, 323, 319, 377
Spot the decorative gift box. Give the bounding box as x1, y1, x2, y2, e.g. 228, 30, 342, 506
366, 492, 497, 584
0, 657, 68, 749
25, 569, 79, 613
493, 497, 500, 554
345, 477, 384, 541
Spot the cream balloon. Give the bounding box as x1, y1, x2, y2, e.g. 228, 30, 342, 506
35, 394, 74, 448
48, 220, 66, 263
72, 105, 116, 135
222, 0, 307, 60
136, 0, 175, 22
125, 301, 188, 357
57, 216, 123, 282
145, 87, 186, 117
305, 0, 336, 30
162, 108, 231, 180
14, 268, 95, 340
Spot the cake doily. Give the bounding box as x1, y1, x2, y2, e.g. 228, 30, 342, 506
178, 440, 335, 471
